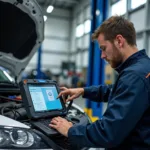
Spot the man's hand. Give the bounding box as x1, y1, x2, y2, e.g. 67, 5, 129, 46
49, 117, 73, 137
58, 87, 84, 102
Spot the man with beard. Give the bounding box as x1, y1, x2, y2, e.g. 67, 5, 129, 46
49, 16, 150, 149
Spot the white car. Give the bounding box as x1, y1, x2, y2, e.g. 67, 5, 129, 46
0, 0, 90, 149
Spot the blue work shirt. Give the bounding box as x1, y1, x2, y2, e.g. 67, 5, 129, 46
68, 50, 150, 150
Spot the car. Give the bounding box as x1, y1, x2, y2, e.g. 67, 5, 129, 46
0, 0, 91, 149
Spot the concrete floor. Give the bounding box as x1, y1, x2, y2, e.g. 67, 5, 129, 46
73, 97, 85, 109
74, 96, 108, 114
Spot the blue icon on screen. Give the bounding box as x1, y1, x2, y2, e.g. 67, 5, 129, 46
48, 92, 52, 96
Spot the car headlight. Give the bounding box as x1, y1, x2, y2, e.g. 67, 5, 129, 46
0, 126, 46, 148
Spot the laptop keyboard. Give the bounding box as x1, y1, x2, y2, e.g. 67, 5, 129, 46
40, 119, 52, 126
39, 116, 75, 127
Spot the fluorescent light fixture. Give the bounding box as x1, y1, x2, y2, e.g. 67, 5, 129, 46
47, 5, 54, 13
96, 10, 100, 16
43, 15, 47, 21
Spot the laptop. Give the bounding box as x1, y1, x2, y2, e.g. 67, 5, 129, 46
19, 79, 68, 136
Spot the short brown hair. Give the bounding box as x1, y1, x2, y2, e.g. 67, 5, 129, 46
92, 16, 136, 46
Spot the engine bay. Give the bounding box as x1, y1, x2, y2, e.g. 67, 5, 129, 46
0, 82, 90, 149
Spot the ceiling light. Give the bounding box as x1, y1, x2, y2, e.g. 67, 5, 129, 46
47, 5, 54, 13
96, 10, 100, 16
43, 15, 47, 21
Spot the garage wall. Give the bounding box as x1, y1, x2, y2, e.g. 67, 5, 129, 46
129, 4, 150, 53
25, 0, 150, 77
130, 9, 146, 32
25, 0, 91, 75
26, 8, 72, 74
70, 0, 91, 72
110, 0, 150, 55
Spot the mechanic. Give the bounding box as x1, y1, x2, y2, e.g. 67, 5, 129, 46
49, 16, 150, 149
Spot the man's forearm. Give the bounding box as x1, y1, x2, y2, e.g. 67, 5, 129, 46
82, 85, 112, 102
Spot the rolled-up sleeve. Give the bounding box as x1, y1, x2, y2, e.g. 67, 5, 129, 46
68, 72, 149, 149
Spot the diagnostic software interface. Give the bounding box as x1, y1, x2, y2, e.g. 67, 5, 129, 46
28, 84, 63, 112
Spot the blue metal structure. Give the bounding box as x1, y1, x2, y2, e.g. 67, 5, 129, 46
85, 0, 108, 121
37, 46, 42, 79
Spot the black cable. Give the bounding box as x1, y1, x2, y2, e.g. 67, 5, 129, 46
1, 103, 14, 115
0, 103, 23, 120
13, 109, 22, 120
1, 106, 15, 117
13, 109, 17, 119
66, 101, 73, 113
63, 95, 73, 113
12, 109, 17, 119
1, 107, 8, 115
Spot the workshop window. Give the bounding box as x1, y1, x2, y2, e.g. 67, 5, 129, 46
76, 24, 84, 38
131, 0, 147, 9
111, 0, 127, 15
84, 20, 91, 34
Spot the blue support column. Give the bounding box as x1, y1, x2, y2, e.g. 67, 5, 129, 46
85, 0, 108, 121
36, 45, 42, 79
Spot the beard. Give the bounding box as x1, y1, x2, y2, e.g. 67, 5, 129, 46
107, 44, 123, 68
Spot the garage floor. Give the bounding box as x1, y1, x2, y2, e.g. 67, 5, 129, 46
74, 97, 107, 114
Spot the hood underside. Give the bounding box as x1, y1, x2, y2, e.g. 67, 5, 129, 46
0, 0, 44, 80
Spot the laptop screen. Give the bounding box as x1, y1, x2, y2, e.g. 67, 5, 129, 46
28, 84, 63, 112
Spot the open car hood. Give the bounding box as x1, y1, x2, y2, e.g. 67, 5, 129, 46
0, 0, 44, 80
